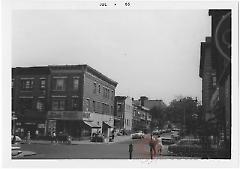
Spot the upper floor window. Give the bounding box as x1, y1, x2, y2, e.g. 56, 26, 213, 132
12, 79, 14, 88
111, 90, 114, 101
73, 78, 79, 90
93, 83, 97, 94
53, 78, 65, 91
212, 76, 217, 87
93, 100, 96, 112
40, 79, 46, 89
117, 103, 122, 112
86, 99, 91, 111
98, 84, 101, 93
72, 98, 78, 110
21, 80, 34, 90
36, 100, 45, 112
52, 99, 65, 110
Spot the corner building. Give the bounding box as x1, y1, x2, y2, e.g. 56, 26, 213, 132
12, 65, 118, 139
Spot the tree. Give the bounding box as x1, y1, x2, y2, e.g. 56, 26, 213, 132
166, 97, 200, 135
150, 106, 166, 129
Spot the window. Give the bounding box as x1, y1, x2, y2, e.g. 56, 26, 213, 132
73, 78, 79, 90
102, 103, 104, 114
117, 103, 122, 112
52, 100, 65, 110
72, 98, 78, 110
212, 76, 217, 87
98, 84, 101, 93
111, 106, 113, 115
53, 78, 65, 91
111, 91, 114, 100
21, 80, 34, 90
93, 83, 97, 94
93, 101, 96, 112
40, 79, 46, 89
86, 99, 91, 111
36, 100, 45, 111
12, 79, 14, 88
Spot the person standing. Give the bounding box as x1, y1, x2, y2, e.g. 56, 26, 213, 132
35, 130, 39, 140
27, 131, 31, 144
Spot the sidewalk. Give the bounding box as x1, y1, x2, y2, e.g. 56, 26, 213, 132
12, 150, 37, 159
26, 135, 131, 145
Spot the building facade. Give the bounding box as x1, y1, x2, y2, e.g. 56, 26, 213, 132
199, 10, 231, 158
134, 96, 166, 110
114, 96, 133, 133
12, 65, 118, 139
132, 103, 151, 133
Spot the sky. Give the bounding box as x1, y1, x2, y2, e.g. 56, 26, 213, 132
12, 10, 211, 105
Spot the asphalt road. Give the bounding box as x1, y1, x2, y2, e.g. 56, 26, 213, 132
16, 134, 200, 159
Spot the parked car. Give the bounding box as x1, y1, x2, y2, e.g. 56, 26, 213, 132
131, 131, 144, 139
57, 133, 72, 144
168, 139, 204, 157
90, 133, 104, 142
12, 135, 22, 157
11, 135, 22, 143
160, 137, 175, 145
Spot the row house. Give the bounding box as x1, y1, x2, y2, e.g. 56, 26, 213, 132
12, 65, 118, 139
132, 103, 151, 133
199, 10, 231, 158
114, 96, 133, 133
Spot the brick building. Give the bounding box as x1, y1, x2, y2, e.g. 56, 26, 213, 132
132, 103, 151, 133
114, 96, 133, 133
12, 65, 118, 139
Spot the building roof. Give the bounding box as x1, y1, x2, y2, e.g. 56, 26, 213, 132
12, 64, 118, 87
49, 64, 118, 87
12, 66, 50, 76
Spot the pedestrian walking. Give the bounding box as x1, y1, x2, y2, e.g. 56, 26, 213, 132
53, 131, 57, 143
27, 131, 31, 144
35, 130, 39, 140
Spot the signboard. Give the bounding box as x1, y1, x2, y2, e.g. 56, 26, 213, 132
210, 87, 219, 109
215, 12, 231, 61
47, 111, 90, 120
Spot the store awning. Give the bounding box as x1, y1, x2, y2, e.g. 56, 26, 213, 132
103, 121, 113, 128
83, 121, 101, 128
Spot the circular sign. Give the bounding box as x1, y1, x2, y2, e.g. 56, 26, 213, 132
215, 12, 231, 61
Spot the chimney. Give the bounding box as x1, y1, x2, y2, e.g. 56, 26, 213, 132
140, 96, 148, 106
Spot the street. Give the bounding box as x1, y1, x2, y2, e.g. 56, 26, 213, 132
15, 134, 200, 159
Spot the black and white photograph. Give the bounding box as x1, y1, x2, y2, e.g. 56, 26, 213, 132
1, 0, 239, 168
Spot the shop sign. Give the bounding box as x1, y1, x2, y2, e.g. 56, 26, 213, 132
210, 88, 219, 109
47, 111, 90, 120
